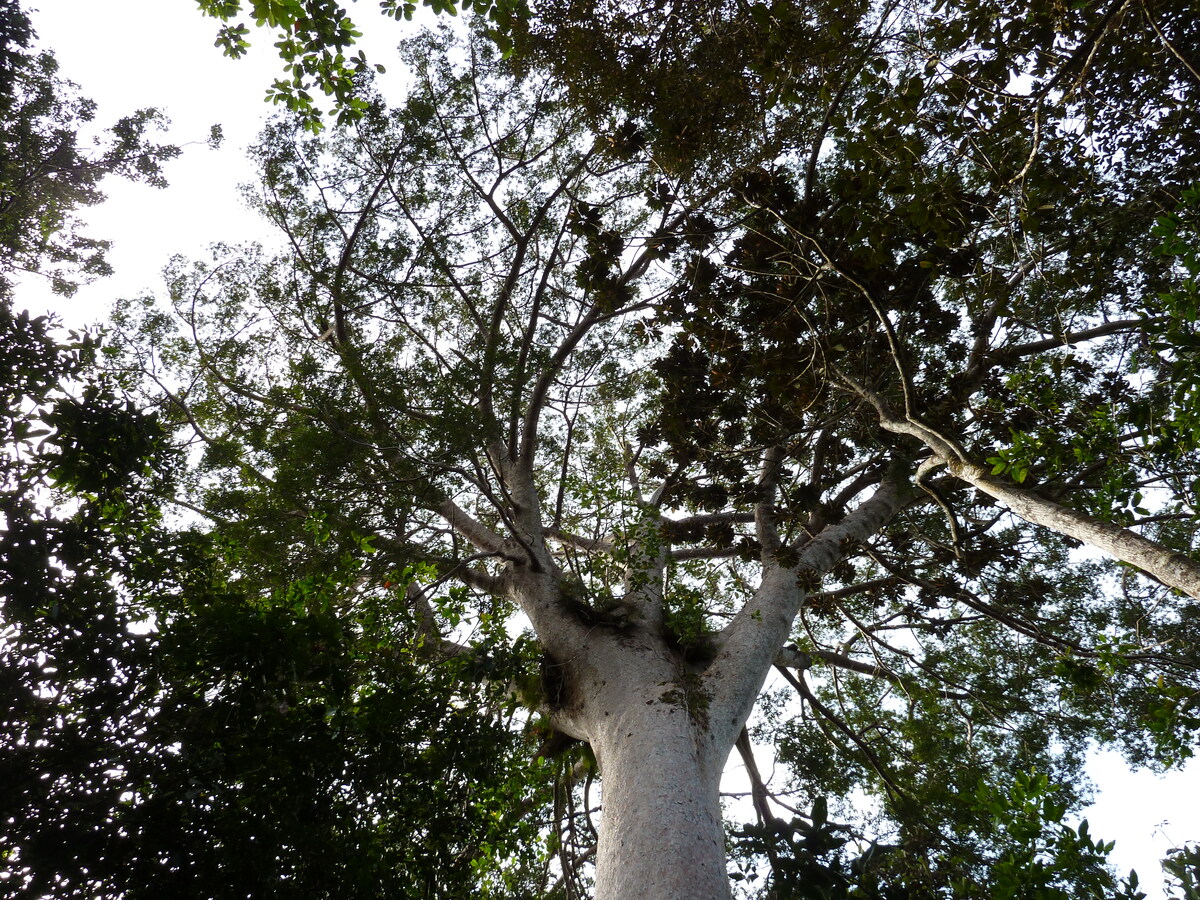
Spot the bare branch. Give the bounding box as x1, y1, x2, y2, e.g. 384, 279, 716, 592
438, 498, 520, 561
992, 318, 1147, 362
545, 527, 615, 554
670, 546, 746, 561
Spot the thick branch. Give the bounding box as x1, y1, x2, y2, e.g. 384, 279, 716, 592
755, 445, 785, 555
735, 729, 783, 859
845, 376, 1200, 598
667, 511, 757, 530
438, 498, 522, 562
545, 526, 615, 553
992, 318, 1146, 362
669, 546, 746, 561
705, 478, 907, 750
946, 458, 1200, 599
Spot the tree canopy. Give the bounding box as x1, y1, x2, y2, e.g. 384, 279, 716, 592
5, 0, 1200, 897
1, 7, 534, 896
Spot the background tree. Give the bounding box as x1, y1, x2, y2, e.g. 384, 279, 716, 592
104, 3, 1200, 894
1, 4, 540, 896
2, 305, 546, 900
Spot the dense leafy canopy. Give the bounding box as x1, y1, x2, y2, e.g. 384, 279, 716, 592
1, 298, 544, 898
6, 0, 1200, 896
1, 6, 539, 897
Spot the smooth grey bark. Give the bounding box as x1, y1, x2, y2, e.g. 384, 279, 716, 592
706, 480, 907, 752
483, 479, 909, 900
442, 419, 912, 898
581, 644, 732, 900
591, 716, 729, 900
842, 374, 1200, 600
945, 458, 1200, 599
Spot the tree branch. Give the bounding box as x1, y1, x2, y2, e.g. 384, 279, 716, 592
774, 666, 910, 801
844, 375, 1200, 598
755, 445, 785, 555
438, 498, 522, 562
945, 458, 1200, 599
545, 526, 615, 554
705, 476, 907, 750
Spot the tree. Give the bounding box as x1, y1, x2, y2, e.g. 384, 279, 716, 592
2, 304, 548, 899
2, 6, 536, 896
103, 2, 1200, 894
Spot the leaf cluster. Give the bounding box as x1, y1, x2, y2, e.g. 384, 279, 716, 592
0, 0, 180, 294
195, 0, 530, 130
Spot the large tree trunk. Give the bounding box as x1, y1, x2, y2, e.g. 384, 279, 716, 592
544, 621, 737, 900
588, 688, 732, 900
536, 480, 909, 900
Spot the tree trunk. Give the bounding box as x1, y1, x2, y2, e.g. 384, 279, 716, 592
589, 695, 732, 900
538, 481, 909, 900
542, 621, 738, 900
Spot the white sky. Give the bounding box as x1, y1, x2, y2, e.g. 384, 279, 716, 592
17, 2, 1200, 896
